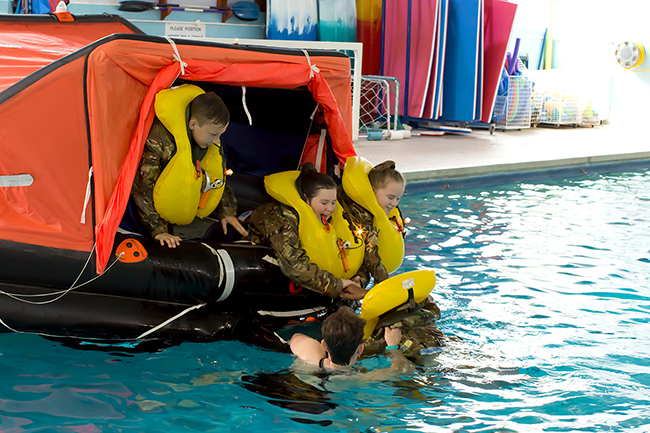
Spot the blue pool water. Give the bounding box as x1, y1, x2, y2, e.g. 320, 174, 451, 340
2, 167, 650, 432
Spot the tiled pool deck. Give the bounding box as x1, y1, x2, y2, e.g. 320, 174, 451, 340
354, 122, 650, 185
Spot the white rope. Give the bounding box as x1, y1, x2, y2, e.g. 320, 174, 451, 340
0, 247, 126, 338
297, 104, 320, 170
0, 316, 21, 334
0, 250, 203, 342
136, 303, 206, 340
165, 36, 187, 75
302, 49, 320, 79
315, 128, 327, 172
310, 103, 320, 120
0, 245, 124, 305
0, 314, 146, 343
274, 332, 288, 345
241, 86, 253, 125
80, 166, 93, 224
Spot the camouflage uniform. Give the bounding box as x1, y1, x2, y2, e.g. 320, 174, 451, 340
131, 118, 237, 238
336, 188, 448, 364
245, 201, 388, 298
336, 186, 391, 286
363, 296, 448, 366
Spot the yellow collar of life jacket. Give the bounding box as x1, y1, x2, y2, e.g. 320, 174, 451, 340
359, 269, 436, 339
265, 170, 364, 279
153, 84, 225, 225
342, 156, 405, 273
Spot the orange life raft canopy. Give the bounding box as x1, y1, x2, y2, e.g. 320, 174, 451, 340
0, 15, 356, 274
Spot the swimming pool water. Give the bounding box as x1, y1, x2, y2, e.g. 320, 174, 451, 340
1, 168, 650, 432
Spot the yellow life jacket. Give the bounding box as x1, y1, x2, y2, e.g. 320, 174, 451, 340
264, 170, 365, 279
153, 84, 225, 225
342, 156, 405, 273
359, 269, 436, 339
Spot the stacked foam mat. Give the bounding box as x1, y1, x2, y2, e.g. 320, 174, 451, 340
266, 0, 357, 42
382, 0, 517, 124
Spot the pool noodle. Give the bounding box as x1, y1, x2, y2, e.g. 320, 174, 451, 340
508, 37, 520, 75
538, 28, 547, 70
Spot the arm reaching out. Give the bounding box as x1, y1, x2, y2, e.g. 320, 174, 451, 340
384, 326, 415, 372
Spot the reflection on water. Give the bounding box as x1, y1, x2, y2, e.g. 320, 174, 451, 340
1, 170, 650, 431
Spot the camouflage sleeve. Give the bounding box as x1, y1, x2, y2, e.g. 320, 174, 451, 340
215, 184, 238, 219
131, 120, 174, 238
265, 207, 343, 298
352, 263, 371, 289
355, 223, 389, 285
345, 199, 389, 285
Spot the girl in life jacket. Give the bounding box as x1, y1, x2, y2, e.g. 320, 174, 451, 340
245, 163, 383, 300
339, 158, 406, 275
340, 159, 447, 361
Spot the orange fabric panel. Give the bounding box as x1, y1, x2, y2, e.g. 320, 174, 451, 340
90, 40, 354, 137
0, 57, 94, 251
300, 133, 328, 173
1, 32, 356, 274
90, 41, 357, 273
0, 20, 138, 92
94, 63, 181, 273
86, 49, 150, 226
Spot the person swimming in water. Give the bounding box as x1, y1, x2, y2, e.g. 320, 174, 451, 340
289, 306, 410, 371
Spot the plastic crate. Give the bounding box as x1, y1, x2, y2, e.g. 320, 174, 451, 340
493, 76, 532, 129
535, 90, 582, 126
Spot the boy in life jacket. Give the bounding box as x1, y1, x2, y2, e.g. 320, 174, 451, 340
131, 90, 248, 248
245, 163, 385, 300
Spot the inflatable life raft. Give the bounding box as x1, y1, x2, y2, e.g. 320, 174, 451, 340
0, 233, 332, 345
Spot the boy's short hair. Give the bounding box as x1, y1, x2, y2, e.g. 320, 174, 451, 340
322, 306, 366, 365
190, 92, 230, 127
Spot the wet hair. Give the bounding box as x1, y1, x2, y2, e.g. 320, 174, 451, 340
368, 160, 405, 191
295, 162, 337, 203
322, 306, 366, 365
190, 92, 230, 127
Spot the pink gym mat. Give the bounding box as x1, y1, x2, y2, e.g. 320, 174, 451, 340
480, 0, 517, 123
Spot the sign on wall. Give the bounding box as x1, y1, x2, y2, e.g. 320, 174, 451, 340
165, 21, 206, 39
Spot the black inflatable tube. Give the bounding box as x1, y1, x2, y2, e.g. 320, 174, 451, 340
0, 234, 332, 342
